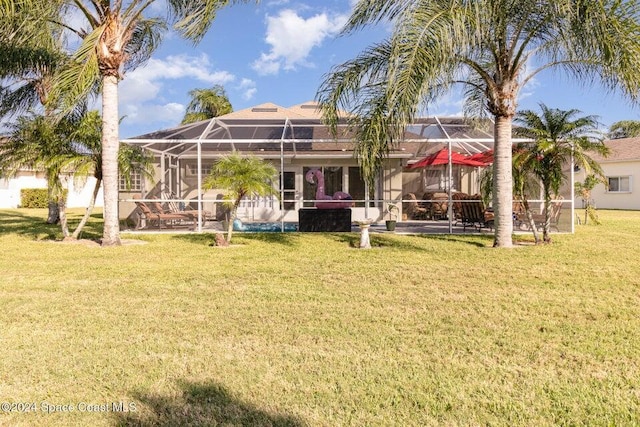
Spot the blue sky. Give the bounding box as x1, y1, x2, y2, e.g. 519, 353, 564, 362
116, 0, 640, 138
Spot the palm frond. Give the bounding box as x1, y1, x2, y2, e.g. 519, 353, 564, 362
169, 0, 256, 43
123, 17, 166, 72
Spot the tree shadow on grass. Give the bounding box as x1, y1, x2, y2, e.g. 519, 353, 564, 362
115, 380, 305, 427
0, 209, 104, 241
0, 210, 58, 239
327, 232, 435, 252
172, 232, 299, 247
414, 234, 492, 248
329, 231, 492, 251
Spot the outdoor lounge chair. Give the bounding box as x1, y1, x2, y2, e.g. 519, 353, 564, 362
461, 198, 493, 231
429, 193, 449, 220
532, 198, 563, 232
135, 201, 195, 229
151, 201, 213, 220
403, 193, 428, 220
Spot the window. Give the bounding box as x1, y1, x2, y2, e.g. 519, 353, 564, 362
185, 163, 212, 177
119, 170, 142, 192
607, 176, 632, 193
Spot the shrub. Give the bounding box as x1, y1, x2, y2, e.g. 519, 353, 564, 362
20, 189, 49, 208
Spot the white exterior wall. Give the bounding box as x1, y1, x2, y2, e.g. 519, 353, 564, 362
583, 161, 639, 210
0, 171, 103, 209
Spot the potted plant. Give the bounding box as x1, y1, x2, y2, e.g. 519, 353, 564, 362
386, 203, 399, 231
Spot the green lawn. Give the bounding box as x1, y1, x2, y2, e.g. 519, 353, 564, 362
1, 209, 639, 426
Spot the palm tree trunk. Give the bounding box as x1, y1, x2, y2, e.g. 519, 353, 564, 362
71, 178, 101, 240
522, 199, 541, 244
58, 197, 70, 238
101, 75, 121, 246
46, 185, 60, 224
226, 200, 242, 244
542, 182, 552, 243
492, 115, 514, 248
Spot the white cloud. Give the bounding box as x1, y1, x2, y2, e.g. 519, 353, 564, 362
237, 78, 258, 100
266, 0, 290, 6
252, 9, 348, 75
122, 103, 185, 127
118, 54, 236, 128
125, 54, 235, 88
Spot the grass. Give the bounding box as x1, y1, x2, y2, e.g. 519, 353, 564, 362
0, 208, 639, 426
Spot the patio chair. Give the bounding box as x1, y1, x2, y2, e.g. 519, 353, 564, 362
403, 193, 428, 220
461, 198, 493, 231
151, 200, 213, 222
430, 193, 449, 220
451, 192, 468, 225
135, 201, 195, 229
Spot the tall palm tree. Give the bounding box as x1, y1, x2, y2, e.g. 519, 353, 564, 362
181, 85, 233, 124
203, 153, 278, 244
317, 0, 640, 247
514, 104, 609, 243
61, 110, 155, 240
53, 0, 255, 246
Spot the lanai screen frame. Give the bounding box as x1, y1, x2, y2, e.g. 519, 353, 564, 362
121, 116, 574, 234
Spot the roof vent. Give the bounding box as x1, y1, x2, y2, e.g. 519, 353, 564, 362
251, 107, 278, 113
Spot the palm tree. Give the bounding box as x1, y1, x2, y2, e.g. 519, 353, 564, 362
203, 153, 278, 244
514, 104, 609, 243
181, 85, 232, 124
1, 17, 80, 224
52, 0, 255, 246
1, 112, 78, 235
1, 108, 154, 239
608, 120, 640, 139
317, 0, 640, 247
61, 110, 155, 240
0, 0, 61, 79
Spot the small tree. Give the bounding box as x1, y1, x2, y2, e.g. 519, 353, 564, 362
203, 153, 279, 244
515, 104, 609, 243
574, 174, 605, 225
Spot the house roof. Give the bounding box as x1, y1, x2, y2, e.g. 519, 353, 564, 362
592, 137, 640, 163
122, 102, 511, 160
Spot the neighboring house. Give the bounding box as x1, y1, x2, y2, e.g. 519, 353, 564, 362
121, 101, 557, 227
0, 169, 103, 209
576, 137, 640, 210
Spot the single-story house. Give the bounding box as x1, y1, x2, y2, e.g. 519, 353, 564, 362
121, 101, 573, 231
575, 137, 640, 210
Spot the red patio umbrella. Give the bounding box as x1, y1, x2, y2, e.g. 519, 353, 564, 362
408, 148, 487, 169
468, 149, 494, 165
